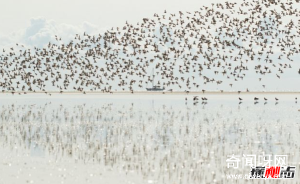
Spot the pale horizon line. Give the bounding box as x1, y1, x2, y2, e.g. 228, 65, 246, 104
2, 91, 300, 95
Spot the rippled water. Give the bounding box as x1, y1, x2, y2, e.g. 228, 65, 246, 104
0, 93, 299, 184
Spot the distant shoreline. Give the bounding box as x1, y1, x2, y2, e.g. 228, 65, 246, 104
1, 91, 300, 95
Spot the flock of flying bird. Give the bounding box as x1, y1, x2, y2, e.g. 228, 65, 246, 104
0, 0, 300, 96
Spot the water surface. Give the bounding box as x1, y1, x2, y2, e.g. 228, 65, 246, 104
0, 93, 299, 184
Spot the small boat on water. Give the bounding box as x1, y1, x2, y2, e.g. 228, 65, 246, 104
146, 85, 165, 91
146, 69, 165, 91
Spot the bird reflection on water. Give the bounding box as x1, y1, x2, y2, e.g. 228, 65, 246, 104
0, 94, 299, 184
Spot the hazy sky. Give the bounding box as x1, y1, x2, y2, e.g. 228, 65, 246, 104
0, 0, 247, 50
0, 0, 243, 35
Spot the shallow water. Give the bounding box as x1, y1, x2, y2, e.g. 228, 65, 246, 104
0, 93, 299, 184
